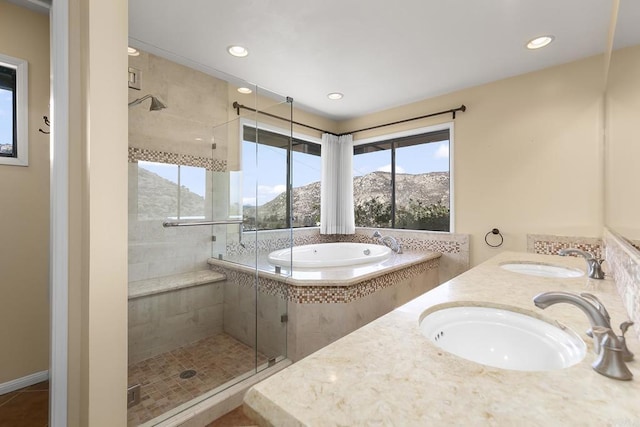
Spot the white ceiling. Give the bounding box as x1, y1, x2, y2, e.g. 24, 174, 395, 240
129, 0, 640, 121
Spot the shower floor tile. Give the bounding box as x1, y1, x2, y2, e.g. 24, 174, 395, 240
127, 333, 267, 426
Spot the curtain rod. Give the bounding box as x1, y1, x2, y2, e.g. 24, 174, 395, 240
232, 101, 467, 137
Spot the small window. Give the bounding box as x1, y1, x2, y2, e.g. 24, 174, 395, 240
0, 53, 28, 167
136, 161, 207, 221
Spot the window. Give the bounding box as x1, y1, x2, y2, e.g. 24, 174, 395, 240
353, 126, 452, 231
0, 53, 28, 166
241, 124, 321, 230
136, 161, 207, 220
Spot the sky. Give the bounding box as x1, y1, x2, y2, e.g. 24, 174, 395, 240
138, 138, 450, 208
242, 139, 450, 206
0, 89, 12, 148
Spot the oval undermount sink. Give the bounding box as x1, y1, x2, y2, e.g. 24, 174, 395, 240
419, 305, 586, 371
500, 262, 584, 278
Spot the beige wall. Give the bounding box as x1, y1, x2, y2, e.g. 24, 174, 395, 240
339, 55, 605, 266
0, 0, 50, 385
66, 0, 129, 424
605, 45, 640, 242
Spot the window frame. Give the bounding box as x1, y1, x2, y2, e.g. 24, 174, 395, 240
353, 122, 455, 232
239, 118, 322, 230
0, 53, 28, 167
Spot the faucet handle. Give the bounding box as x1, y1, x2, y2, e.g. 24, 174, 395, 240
591, 326, 633, 381
619, 321, 635, 362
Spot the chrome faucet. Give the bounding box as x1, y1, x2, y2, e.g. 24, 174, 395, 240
372, 230, 403, 254
558, 248, 605, 279
533, 291, 634, 380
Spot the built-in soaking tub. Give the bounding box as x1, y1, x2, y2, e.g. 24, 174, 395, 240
208, 244, 441, 362
267, 242, 392, 268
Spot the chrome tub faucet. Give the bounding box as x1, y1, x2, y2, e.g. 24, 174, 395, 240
533, 291, 634, 381
372, 230, 403, 254
558, 248, 605, 279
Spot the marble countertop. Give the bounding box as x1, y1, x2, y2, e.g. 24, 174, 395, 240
243, 251, 640, 426
208, 250, 440, 287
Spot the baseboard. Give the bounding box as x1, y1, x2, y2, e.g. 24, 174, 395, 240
0, 370, 49, 395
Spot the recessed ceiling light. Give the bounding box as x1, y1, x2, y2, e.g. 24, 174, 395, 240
128, 47, 140, 56
195, 137, 203, 141
526, 35, 554, 50
327, 92, 343, 100
227, 45, 249, 57
237, 87, 253, 94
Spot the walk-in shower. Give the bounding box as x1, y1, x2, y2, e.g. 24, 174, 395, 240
126, 48, 292, 426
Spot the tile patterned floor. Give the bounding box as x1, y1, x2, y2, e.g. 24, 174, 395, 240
128, 333, 267, 426
0, 381, 49, 427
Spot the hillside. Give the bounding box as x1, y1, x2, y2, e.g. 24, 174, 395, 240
136, 167, 205, 220
245, 171, 449, 228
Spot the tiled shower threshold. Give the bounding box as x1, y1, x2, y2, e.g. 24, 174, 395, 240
127, 333, 272, 426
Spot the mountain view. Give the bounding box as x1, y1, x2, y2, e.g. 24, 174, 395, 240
136, 167, 450, 231
245, 171, 450, 231
136, 167, 206, 220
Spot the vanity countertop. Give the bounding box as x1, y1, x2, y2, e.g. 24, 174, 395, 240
243, 251, 640, 426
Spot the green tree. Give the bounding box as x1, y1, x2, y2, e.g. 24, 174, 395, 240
354, 197, 392, 227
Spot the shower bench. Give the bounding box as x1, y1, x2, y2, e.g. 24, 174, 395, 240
127, 270, 226, 364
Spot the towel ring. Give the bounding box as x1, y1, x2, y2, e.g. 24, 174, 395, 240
485, 228, 503, 248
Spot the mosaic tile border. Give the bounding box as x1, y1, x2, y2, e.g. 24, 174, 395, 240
226, 227, 467, 257
128, 146, 227, 172
527, 234, 603, 260
603, 229, 640, 338
288, 259, 439, 304
211, 258, 439, 304
334, 231, 463, 254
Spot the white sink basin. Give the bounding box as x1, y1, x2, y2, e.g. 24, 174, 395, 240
419, 305, 586, 371
500, 262, 584, 278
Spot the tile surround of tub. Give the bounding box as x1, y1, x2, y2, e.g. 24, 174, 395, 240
225, 227, 469, 283
286, 264, 440, 361
213, 255, 440, 361
210, 256, 440, 304
527, 233, 603, 259
336, 227, 469, 283
603, 228, 640, 338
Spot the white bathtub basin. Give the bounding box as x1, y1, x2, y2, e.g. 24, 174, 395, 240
419, 305, 586, 371
500, 262, 584, 278
268, 242, 392, 268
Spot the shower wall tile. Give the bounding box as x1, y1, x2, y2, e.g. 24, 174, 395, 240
128, 282, 225, 364
604, 228, 640, 338
128, 147, 227, 171
128, 219, 212, 283
128, 49, 233, 285
129, 50, 230, 160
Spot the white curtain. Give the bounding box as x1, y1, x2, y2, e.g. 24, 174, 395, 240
320, 133, 355, 234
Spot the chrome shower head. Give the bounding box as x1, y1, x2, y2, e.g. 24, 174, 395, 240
149, 96, 167, 111
128, 94, 167, 111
